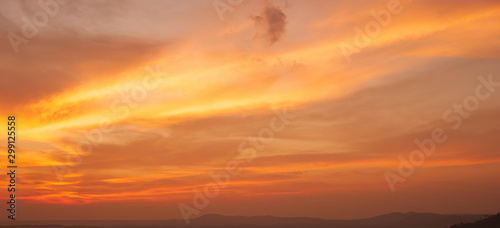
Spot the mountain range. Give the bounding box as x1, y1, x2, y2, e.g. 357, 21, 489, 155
0, 212, 491, 228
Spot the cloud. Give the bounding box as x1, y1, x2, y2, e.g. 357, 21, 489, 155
2, 0, 500, 220
251, 5, 287, 45
0, 34, 167, 108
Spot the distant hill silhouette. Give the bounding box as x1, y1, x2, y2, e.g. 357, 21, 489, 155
187, 212, 486, 228
450, 213, 500, 228
0, 226, 93, 228
0, 212, 488, 228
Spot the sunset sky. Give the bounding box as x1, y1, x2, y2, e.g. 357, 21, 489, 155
1, 0, 500, 221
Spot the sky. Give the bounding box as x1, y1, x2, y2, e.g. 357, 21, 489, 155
0, 0, 500, 221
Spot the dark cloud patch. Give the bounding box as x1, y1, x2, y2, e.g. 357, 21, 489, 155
251, 5, 287, 45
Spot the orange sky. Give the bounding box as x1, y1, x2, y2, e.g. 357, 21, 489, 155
1, 0, 500, 221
